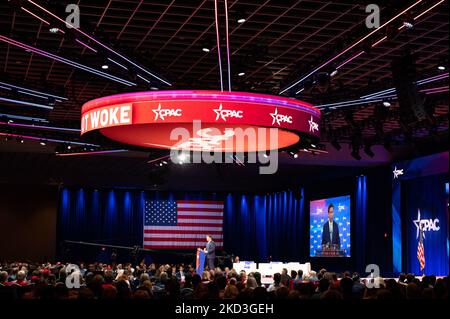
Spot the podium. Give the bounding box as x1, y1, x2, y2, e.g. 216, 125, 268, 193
196, 250, 206, 274
315, 244, 346, 257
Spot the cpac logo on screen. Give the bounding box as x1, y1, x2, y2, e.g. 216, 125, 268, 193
413, 209, 440, 239
152, 104, 182, 121
213, 104, 244, 122
270, 108, 292, 126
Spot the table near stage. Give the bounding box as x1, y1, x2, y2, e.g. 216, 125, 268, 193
233, 261, 312, 285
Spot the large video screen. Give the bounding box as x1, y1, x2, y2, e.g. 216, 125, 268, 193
310, 195, 351, 257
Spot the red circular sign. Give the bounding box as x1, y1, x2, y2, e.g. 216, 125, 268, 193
81, 90, 321, 152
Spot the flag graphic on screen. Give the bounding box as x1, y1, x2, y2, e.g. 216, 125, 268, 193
143, 200, 224, 249
417, 225, 425, 271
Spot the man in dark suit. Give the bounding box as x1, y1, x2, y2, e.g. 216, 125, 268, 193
203, 235, 216, 270
321, 204, 340, 248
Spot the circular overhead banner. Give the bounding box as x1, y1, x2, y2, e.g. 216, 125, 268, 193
80, 90, 321, 152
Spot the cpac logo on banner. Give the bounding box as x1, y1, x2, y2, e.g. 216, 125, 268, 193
270, 108, 293, 126
169, 121, 279, 174
152, 104, 182, 121
213, 104, 244, 122
81, 104, 132, 133
413, 209, 440, 239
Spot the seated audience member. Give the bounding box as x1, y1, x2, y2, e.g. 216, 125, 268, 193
280, 268, 291, 286
223, 285, 239, 299
339, 277, 354, 299
351, 272, 366, 297
312, 278, 330, 299
267, 273, 283, 292
246, 276, 258, 290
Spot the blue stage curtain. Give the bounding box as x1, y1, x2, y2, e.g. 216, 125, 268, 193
355, 175, 367, 271
59, 188, 305, 262
403, 174, 449, 276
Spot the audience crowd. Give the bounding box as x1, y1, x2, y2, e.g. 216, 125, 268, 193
0, 261, 448, 300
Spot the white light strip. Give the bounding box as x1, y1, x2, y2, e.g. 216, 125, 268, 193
214, 0, 224, 92
279, 0, 423, 94
0, 81, 67, 100
17, 90, 49, 100
137, 74, 151, 83
28, 0, 171, 86
0, 96, 53, 109
107, 58, 128, 71
0, 113, 48, 122
414, 0, 445, 20
224, 0, 232, 92
20, 7, 50, 25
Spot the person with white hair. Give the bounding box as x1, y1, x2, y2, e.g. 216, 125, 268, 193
14, 270, 29, 286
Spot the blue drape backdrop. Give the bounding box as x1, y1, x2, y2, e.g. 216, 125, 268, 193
403, 174, 449, 275
58, 188, 305, 262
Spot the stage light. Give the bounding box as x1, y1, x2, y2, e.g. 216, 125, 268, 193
101, 64, 109, 70
18, 137, 24, 144
437, 57, 447, 71
150, 86, 159, 91
39, 140, 46, 146
237, 18, 246, 24
238, 72, 245, 76
27, 0, 171, 86
67, 143, 71, 150
382, 100, 391, 107
0, 35, 136, 86
4, 135, 11, 141
49, 27, 60, 33
237, 10, 247, 24
202, 47, 210, 53
330, 69, 338, 77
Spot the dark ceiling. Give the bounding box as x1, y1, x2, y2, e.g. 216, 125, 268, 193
0, 0, 448, 189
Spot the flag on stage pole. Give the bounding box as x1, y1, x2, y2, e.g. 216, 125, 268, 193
143, 200, 224, 249
417, 224, 425, 272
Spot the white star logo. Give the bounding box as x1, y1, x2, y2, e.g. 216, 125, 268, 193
270, 108, 280, 125
270, 108, 292, 126
413, 209, 425, 239
393, 166, 404, 179
213, 104, 224, 121
308, 116, 319, 133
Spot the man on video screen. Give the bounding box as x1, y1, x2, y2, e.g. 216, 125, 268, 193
321, 203, 340, 247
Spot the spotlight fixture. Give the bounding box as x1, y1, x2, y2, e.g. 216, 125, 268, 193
238, 72, 245, 77
437, 57, 447, 71
237, 18, 246, 24
403, 21, 414, 29
201, 38, 212, 53
49, 27, 60, 33
101, 63, 109, 70
18, 137, 24, 144
39, 139, 47, 146
382, 100, 391, 107
330, 69, 338, 77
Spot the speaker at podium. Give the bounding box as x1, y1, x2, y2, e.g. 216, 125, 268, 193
196, 249, 206, 274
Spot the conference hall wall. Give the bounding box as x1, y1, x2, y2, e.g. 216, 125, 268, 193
0, 184, 58, 261
57, 167, 392, 274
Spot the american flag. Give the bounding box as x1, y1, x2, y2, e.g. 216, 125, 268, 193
143, 200, 224, 249
417, 225, 425, 272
